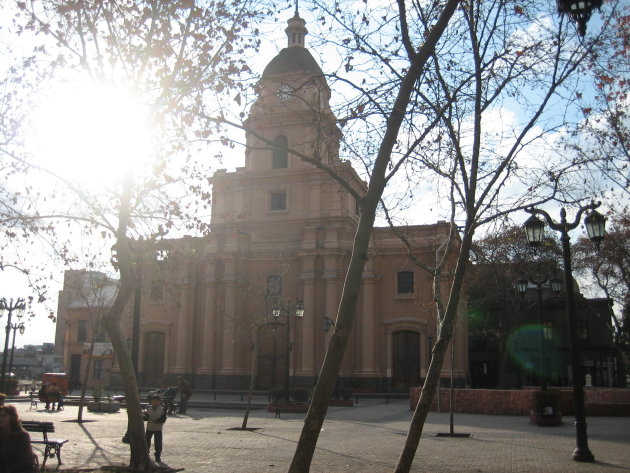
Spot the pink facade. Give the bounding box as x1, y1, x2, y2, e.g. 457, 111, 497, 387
127, 13, 469, 391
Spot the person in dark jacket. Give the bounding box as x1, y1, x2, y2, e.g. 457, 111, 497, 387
46, 382, 62, 411
0, 405, 36, 473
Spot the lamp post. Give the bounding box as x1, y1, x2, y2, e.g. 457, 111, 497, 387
8, 322, 26, 378
273, 298, 304, 401
523, 202, 605, 462
516, 273, 562, 389
0, 298, 27, 393
556, 0, 603, 36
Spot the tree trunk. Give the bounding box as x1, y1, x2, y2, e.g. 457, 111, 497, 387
77, 327, 97, 423
100, 173, 153, 471
102, 306, 152, 470
449, 336, 454, 435
287, 4, 462, 471
242, 338, 258, 430
394, 231, 473, 473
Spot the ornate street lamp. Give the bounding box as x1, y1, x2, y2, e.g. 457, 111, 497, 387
523, 202, 606, 462
0, 297, 27, 393
550, 275, 563, 295
584, 209, 606, 250
273, 298, 304, 401
556, 0, 603, 36
523, 215, 545, 247
8, 323, 26, 379
322, 317, 335, 334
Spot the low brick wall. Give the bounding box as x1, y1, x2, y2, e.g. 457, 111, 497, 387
410, 387, 630, 416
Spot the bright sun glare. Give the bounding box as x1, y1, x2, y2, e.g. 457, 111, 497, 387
32, 81, 154, 185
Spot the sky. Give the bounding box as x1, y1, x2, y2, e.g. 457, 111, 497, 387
0, 2, 621, 349
0, 3, 292, 348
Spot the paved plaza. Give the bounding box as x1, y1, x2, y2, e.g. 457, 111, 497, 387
9, 395, 630, 472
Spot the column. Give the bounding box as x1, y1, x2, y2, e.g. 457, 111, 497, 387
198, 261, 217, 374
323, 256, 338, 325
173, 261, 192, 372
219, 259, 240, 374
297, 259, 316, 377
359, 265, 380, 376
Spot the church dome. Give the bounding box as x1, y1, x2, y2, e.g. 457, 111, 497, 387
262, 47, 322, 78
261, 10, 322, 78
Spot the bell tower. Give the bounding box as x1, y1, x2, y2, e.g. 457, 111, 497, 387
210, 9, 366, 232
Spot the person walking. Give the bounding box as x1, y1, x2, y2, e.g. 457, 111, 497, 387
0, 405, 37, 473
176, 377, 192, 414
143, 393, 167, 463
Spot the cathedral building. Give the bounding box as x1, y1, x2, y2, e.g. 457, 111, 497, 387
129, 12, 468, 392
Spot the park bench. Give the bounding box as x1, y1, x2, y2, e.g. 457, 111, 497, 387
28, 391, 38, 409
22, 420, 68, 467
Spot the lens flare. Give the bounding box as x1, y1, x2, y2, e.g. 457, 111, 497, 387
507, 324, 545, 375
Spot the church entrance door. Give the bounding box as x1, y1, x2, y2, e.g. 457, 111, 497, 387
142, 331, 165, 386
256, 323, 286, 389
392, 330, 420, 392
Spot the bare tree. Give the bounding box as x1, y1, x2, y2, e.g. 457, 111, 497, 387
249, 1, 622, 472
573, 207, 630, 384
562, 6, 630, 197
2, 1, 270, 470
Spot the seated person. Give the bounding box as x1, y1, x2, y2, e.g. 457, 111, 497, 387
47, 382, 62, 411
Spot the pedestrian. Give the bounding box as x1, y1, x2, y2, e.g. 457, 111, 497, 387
176, 377, 192, 414
0, 404, 37, 473
47, 382, 61, 411
143, 393, 167, 463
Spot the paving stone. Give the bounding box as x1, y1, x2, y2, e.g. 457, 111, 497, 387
10, 396, 630, 472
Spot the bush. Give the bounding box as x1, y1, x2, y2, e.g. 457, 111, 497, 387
289, 386, 311, 402
92, 384, 104, 402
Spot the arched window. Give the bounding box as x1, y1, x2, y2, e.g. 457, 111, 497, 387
272, 135, 288, 169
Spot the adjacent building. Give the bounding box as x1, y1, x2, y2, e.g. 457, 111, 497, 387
468, 273, 621, 389
55, 270, 122, 390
